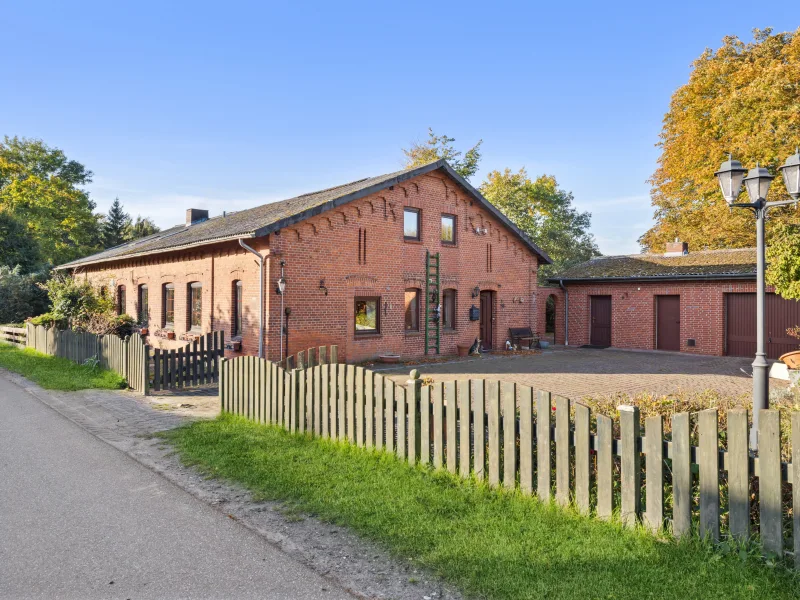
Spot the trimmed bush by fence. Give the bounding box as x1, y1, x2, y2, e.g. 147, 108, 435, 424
221, 361, 800, 567
0, 326, 26, 348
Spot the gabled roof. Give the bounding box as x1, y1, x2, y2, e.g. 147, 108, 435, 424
57, 160, 551, 270
549, 248, 757, 283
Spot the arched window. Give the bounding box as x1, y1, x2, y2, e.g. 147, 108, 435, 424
117, 285, 126, 316
232, 280, 243, 337
442, 289, 456, 330
138, 284, 149, 326
188, 282, 202, 331
163, 283, 175, 328
404, 288, 420, 331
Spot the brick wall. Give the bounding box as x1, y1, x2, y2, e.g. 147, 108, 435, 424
536, 279, 763, 356
79, 168, 543, 363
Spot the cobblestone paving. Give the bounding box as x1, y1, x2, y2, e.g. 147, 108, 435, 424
385, 347, 786, 400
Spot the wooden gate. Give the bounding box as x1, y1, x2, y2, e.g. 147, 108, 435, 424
726, 293, 800, 359
656, 295, 680, 352
150, 331, 224, 392
590, 295, 612, 347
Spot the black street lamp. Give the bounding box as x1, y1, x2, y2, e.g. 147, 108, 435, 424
714, 151, 800, 450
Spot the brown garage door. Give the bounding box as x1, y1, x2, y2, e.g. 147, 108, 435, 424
725, 293, 800, 359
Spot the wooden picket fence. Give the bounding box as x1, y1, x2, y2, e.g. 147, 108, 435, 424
221, 363, 800, 566
0, 326, 26, 348
25, 324, 224, 396
150, 331, 225, 392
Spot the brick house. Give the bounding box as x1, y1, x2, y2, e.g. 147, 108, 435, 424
57, 160, 551, 362
539, 241, 800, 359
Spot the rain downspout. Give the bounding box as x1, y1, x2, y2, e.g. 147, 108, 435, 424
558, 279, 569, 346
239, 239, 264, 358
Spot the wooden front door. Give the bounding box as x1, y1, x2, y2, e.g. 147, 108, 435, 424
590, 295, 612, 347
479, 291, 494, 350
656, 295, 680, 351
726, 292, 800, 359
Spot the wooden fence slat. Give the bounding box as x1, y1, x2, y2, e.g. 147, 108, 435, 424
420, 383, 430, 464
759, 410, 782, 556
347, 365, 356, 443
318, 346, 327, 365
793, 411, 800, 569
728, 409, 750, 541
313, 365, 321, 435
365, 370, 374, 448
260, 359, 268, 424
305, 362, 313, 431
619, 405, 641, 527
458, 380, 470, 478
321, 364, 330, 437
330, 345, 338, 364
502, 381, 516, 490
199, 336, 206, 385
445, 381, 457, 474
375, 374, 384, 450
271, 363, 278, 424
472, 380, 484, 480
340, 364, 349, 441
397, 385, 406, 460
408, 372, 420, 465
596, 414, 613, 519
356, 367, 365, 447
645, 415, 664, 532
192, 339, 199, 385
432, 382, 444, 469
671, 412, 692, 537
555, 395, 570, 506
487, 380, 500, 487
329, 364, 338, 439
384, 378, 394, 453
153, 348, 161, 392
519, 386, 533, 494
536, 390, 551, 502
698, 409, 720, 542
574, 403, 590, 514
298, 362, 306, 433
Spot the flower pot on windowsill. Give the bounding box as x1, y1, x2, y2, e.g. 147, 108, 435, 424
378, 354, 401, 364
138, 327, 149, 336
225, 340, 242, 352
166, 331, 175, 340
457, 344, 471, 357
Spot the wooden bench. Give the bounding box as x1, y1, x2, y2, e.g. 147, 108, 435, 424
508, 327, 537, 350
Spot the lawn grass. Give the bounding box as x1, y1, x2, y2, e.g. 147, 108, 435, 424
165, 414, 800, 600
0, 342, 126, 391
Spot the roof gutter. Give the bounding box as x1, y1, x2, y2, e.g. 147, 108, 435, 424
239, 238, 265, 358
548, 273, 756, 285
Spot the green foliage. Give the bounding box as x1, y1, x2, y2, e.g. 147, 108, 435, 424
0, 136, 102, 266
766, 222, 800, 301
41, 274, 113, 330
0, 343, 126, 391
480, 169, 600, 281
641, 28, 800, 252
0, 266, 49, 324
102, 197, 132, 248
0, 211, 41, 272
403, 128, 483, 180
124, 215, 160, 241
166, 416, 800, 600
28, 311, 66, 329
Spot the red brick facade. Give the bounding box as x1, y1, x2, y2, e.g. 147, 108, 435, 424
536, 280, 766, 356
79, 170, 544, 362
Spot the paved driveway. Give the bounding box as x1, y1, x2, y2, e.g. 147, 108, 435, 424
385, 347, 784, 400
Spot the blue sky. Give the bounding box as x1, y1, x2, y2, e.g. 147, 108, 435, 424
2, 1, 798, 255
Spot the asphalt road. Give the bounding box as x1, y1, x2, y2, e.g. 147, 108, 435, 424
0, 377, 354, 600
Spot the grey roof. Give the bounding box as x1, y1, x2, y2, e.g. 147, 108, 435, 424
58, 160, 551, 269
549, 248, 757, 283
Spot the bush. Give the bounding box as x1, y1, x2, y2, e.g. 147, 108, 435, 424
0, 266, 49, 324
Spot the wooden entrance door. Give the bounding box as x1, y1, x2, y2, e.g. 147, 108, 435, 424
656, 295, 680, 351
726, 293, 800, 359
590, 295, 612, 347
479, 291, 494, 350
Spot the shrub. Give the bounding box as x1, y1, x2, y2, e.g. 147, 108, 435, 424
0, 266, 49, 324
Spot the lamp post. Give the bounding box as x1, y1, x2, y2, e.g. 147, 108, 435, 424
714, 151, 800, 450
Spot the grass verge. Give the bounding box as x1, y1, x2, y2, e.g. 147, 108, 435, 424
164, 414, 800, 600
0, 342, 126, 391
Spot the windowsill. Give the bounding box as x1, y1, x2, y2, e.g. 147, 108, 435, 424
442, 328, 457, 334
163, 325, 174, 330
404, 331, 422, 337
354, 333, 382, 340
403, 238, 423, 244
440, 242, 457, 248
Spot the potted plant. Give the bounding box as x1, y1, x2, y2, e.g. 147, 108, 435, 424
457, 343, 471, 357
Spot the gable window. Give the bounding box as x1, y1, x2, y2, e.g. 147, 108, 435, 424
117, 285, 126, 316
188, 282, 202, 331
441, 214, 456, 244
163, 283, 175, 328
233, 280, 243, 337
404, 208, 420, 241
443, 289, 456, 330
355, 296, 380, 335
404, 289, 420, 332
138, 285, 149, 326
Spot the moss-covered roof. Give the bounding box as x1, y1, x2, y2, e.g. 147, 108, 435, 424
550, 248, 757, 282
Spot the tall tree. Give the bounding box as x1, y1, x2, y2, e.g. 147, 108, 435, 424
403, 128, 483, 180
124, 215, 160, 241
0, 136, 102, 265
0, 211, 42, 272
480, 169, 600, 281
640, 28, 800, 252
102, 197, 131, 248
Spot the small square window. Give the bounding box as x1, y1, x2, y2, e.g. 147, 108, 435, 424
441, 214, 456, 244
355, 296, 380, 334
404, 208, 420, 241
404, 289, 420, 331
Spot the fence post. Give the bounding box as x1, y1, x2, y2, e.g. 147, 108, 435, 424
219, 357, 227, 412
574, 403, 591, 515
619, 405, 641, 527
728, 409, 750, 541
698, 409, 720, 542
671, 412, 691, 537
407, 369, 421, 465
759, 410, 782, 556
644, 414, 664, 532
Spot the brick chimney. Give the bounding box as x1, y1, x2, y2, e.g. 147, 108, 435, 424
186, 208, 209, 226
665, 238, 688, 256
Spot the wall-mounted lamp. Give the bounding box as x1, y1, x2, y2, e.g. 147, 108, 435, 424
500, 300, 505, 308
319, 279, 328, 295
472, 286, 480, 298
474, 226, 488, 235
